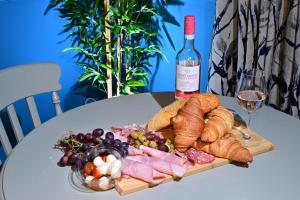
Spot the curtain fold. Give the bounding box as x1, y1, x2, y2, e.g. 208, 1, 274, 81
208, 0, 300, 118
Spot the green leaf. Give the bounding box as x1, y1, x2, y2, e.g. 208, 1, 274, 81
98, 63, 112, 72
78, 72, 95, 82
123, 86, 134, 95
63, 46, 97, 57
140, 6, 157, 16
126, 80, 146, 87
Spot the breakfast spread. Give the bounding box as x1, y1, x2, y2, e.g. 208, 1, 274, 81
54, 92, 271, 194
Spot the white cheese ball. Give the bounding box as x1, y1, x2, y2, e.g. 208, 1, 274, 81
107, 159, 121, 175
111, 159, 122, 170
110, 166, 121, 179
106, 154, 117, 163
98, 176, 110, 190
85, 175, 94, 183
93, 156, 105, 167
97, 163, 110, 175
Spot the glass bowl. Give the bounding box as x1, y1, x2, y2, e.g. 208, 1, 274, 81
69, 148, 123, 192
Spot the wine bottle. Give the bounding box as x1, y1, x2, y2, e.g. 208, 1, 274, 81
175, 15, 201, 99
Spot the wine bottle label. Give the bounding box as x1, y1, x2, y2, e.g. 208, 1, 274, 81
176, 65, 200, 92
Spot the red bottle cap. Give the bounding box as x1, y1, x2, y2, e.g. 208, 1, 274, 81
184, 15, 195, 35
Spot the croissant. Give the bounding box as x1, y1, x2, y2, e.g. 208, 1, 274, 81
201, 106, 234, 142
147, 99, 188, 131
191, 93, 220, 113
172, 99, 205, 152
172, 93, 220, 152
194, 134, 253, 163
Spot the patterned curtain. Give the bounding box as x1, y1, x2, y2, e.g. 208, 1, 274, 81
208, 0, 300, 118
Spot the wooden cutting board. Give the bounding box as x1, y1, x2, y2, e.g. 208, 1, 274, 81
115, 128, 275, 195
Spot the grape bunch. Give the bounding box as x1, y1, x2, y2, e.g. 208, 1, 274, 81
127, 131, 175, 153
54, 128, 129, 169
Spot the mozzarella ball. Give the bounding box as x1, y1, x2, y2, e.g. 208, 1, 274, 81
93, 156, 105, 167
97, 163, 110, 175
106, 154, 117, 163
85, 175, 94, 183
110, 166, 121, 179
111, 159, 122, 170
98, 176, 111, 190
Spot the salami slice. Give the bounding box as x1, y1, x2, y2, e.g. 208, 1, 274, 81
186, 148, 215, 164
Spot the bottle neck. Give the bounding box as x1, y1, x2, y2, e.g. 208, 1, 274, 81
183, 34, 195, 49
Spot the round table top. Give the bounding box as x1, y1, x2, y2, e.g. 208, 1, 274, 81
1, 92, 300, 200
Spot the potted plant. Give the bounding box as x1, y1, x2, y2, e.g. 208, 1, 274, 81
45, 0, 183, 100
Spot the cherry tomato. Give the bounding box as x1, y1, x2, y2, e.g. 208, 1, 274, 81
84, 162, 95, 175
92, 168, 103, 179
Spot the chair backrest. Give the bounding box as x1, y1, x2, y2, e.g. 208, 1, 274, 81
0, 62, 62, 156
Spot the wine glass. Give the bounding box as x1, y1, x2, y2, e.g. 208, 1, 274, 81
236, 69, 266, 140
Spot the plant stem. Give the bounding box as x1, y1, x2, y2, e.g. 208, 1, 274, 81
126, 34, 130, 75
104, 0, 113, 98
116, 0, 122, 96
117, 31, 123, 96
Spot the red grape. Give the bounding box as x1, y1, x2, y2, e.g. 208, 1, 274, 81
92, 128, 104, 137
76, 133, 84, 141
64, 150, 73, 157
158, 138, 166, 145
68, 153, 79, 165
105, 132, 114, 140
92, 137, 102, 144
74, 158, 83, 169
103, 138, 113, 147
81, 143, 91, 152
113, 139, 122, 148
127, 136, 135, 145
84, 133, 93, 143
146, 133, 156, 141
121, 142, 129, 149
158, 144, 169, 152
59, 156, 69, 167
153, 135, 160, 143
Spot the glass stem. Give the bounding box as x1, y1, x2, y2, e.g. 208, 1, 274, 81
243, 112, 252, 140
247, 112, 251, 128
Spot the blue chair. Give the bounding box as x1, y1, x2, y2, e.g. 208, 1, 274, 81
0, 62, 62, 158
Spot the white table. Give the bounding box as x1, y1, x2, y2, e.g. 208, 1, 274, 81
1, 93, 300, 200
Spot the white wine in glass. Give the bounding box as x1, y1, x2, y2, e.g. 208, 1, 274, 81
236, 69, 266, 140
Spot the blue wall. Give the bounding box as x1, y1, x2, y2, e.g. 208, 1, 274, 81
0, 0, 215, 134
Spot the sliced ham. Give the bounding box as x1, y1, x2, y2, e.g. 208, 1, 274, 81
111, 124, 163, 138
186, 148, 215, 164
127, 155, 186, 178
128, 146, 144, 156
111, 124, 146, 137
140, 145, 187, 166
121, 158, 165, 185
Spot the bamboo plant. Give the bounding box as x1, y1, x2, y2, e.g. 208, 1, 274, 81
45, 0, 183, 99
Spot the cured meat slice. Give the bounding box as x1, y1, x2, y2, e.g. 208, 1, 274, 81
128, 146, 144, 156
121, 158, 165, 185
186, 148, 215, 164
113, 132, 128, 142
126, 155, 186, 178
140, 145, 187, 166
